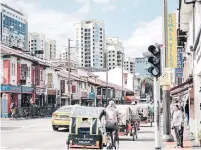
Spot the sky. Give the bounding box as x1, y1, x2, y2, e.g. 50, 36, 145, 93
1, 0, 178, 57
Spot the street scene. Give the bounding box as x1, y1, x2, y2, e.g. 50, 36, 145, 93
1, 118, 155, 149
1, 0, 201, 149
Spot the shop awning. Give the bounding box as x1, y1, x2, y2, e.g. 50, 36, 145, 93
170, 78, 193, 96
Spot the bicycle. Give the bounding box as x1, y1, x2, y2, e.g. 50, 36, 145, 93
130, 120, 138, 141
106, 130, 119, 150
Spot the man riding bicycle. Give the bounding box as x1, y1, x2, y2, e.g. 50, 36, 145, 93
99, 100, 119, 148
130, 101, 141, 131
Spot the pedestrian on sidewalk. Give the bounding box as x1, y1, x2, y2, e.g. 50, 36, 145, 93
172, 104, 184, 148
10, 100, 17, 119
184, 100, 190, 129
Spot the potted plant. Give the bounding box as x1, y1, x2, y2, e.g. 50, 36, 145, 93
198, 129, 201, 146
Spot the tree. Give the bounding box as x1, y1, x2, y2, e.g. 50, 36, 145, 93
141, 77, 154, 94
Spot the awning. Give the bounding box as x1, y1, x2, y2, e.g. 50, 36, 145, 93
170, 78, 193, 96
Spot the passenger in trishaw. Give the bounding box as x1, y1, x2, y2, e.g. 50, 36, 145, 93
99, 100, 119, 148
66, 106, 104, 149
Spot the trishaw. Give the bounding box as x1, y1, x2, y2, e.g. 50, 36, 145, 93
66, 106, 104, 149
116, 105, 132, 137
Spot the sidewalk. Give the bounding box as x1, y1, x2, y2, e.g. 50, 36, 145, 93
163, 126, 195, 149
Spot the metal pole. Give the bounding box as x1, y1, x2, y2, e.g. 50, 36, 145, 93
68, 38, 71, 105
121, 53, 124, 103
162, 0, 174, 142
106, 53, 108, 105
154, 77, 161, 150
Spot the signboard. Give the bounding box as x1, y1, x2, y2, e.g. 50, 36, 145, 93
47, 73, 53, 88
167, 13, 177, 68
21, 86, 34, 93
88, 92, 96, 100
1, 85, 21, 93
160, 68, 171, 86
123, 73, 128, 84
175, 47, 183, 77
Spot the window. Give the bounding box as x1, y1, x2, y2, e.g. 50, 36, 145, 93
13, 63, 15, 76
40, 70, 43, 80
11, 63, 14, 75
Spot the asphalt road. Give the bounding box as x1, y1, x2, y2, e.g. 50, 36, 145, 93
1, 118, 155, 149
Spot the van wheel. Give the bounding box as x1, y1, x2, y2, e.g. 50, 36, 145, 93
52, 125, 58, 131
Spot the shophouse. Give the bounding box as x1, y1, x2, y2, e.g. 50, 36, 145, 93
170, 0, 201, 145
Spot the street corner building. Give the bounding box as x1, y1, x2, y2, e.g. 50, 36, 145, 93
170, 0, 201, 146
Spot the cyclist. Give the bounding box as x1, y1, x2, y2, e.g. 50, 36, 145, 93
99, 100, 119, 148
130, 101, 141, 130
148, 101, 154, 121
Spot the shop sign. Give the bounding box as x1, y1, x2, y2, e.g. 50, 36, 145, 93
97, 95, 102, 99
175, 47, 183, 77
72, 93, 80, 100
36, 88, 46, 94
47, 73, 53, 88
47, 89, 56, 95
21, 86, 34, 93
1, 85, 21, 93
81, 92, 88, 98
88, 92, 96, 100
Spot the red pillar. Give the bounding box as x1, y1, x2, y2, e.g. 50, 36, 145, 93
7, 94, 11, 114
3, 60, 10, 84
17, 58, 21, 85
32, 65, 36, 104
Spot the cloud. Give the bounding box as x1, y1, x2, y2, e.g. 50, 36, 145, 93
1, 0, 90, 55
123, 16, 162, 58
132, 0, 147, 7
102, 5, 116, 12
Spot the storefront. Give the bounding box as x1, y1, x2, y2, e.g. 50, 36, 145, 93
35, 88, 46, 106
21, 86, 34, 107
1, 84, 21, 117
47, 89, 56, 106
81, 91, 88, 106
71, 94, 80, 105
88, 91, 96, 106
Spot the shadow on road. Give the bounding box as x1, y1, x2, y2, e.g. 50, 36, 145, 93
138, 130, 154, 134
119, 137, 154, 142
136, 138, 154, 142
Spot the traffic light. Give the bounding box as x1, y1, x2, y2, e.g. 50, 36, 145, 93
34, 50, 44, 54
147, 44, 161, 78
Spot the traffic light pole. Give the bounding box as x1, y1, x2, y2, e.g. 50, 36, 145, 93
154, 77, 161, 150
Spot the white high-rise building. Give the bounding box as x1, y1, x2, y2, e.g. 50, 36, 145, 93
75, 20, 105, 68
124, 57, 135, 73
45, 39, 56, 60
28, 33, 56, 60
28, 33, 45, 59
106, 37, 124, 70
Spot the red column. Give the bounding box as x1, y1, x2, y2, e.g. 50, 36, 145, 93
32, 65, 36, 104
3, 60, 10, 84
17, 58, 21, 85
7, 94, 11, 114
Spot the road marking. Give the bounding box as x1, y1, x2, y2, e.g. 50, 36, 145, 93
0, 147, 7, 149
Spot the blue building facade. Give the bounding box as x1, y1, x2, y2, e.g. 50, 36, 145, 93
1, 3, 28, 50
135, 57, 151, 78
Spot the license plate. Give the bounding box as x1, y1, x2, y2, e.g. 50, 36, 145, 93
60, 115, 69, 118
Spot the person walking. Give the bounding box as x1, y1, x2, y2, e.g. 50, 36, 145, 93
10, 100, 17, 119
184, 100, 189, 129
172, 104, 184, 148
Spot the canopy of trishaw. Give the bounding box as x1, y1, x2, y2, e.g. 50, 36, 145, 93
71, 106, 104, 118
